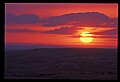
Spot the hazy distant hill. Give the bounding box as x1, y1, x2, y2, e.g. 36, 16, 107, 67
5, 44, 69, 51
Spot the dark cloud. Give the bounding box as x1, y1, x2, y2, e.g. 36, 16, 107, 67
100, 17, 118, 27
6, 29, 39, 33
69, 35, 80, 38
92, 29, 117, 35
94, 35, 117, 38
6, 13, 40, 24
42, 26, 83, 34
108, 17, 118, 27
6, 12, 118, 27
69, 29, 117, 38
70, 35, 117, 38
40, 12, 115, 27
6, 26, 84, 35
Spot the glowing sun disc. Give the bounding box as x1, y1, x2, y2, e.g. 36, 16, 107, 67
80, 37, 93, 43
80, 32, 93, 43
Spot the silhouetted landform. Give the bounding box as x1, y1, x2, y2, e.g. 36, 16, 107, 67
5, 44, 69, 51
5, 48, 117, 79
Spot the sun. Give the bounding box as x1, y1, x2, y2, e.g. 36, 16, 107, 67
80, 32, 93, 43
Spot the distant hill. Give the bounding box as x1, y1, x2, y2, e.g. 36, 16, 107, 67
5, 44, 69, 51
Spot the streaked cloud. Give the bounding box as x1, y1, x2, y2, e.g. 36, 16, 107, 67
42, 26, 84, 35
92, 29, 117, 35
70, 29, 117, 38
6, 29, 39, 34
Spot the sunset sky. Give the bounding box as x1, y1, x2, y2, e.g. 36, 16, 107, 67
5, 3, 118, 48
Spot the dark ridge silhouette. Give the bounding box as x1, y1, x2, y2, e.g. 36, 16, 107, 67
5, 48, 117, 79
5, 44, 69, 51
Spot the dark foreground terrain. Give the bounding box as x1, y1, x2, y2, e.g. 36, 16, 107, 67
5, 48, 117, 80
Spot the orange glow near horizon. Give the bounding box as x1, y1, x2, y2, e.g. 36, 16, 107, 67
5, 27, 118, 48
